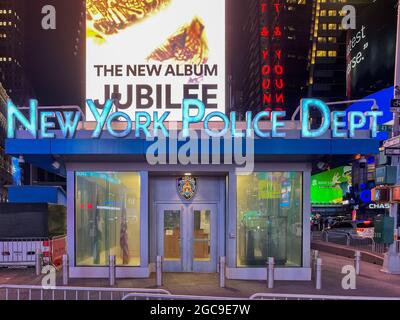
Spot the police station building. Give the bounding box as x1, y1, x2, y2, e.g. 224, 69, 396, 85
5, 99, 380, 281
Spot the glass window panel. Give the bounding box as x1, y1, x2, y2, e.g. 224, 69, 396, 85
193, 210, 211, 262
237, 172, 303, 267
164, 210, 181, 261
75, 172, 141, 267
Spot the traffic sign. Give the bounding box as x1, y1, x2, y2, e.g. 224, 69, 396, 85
384, 136, 400, 148
391, 99, 400, 112
385, 148, 400, 156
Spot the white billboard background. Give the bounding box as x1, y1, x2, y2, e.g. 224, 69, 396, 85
86, 0, 226, 121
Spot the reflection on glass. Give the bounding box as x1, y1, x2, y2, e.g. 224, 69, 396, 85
75, 172, 141, 267
237, 172, 303, 267
193, 210, 211, 262
164, 210, 181, 261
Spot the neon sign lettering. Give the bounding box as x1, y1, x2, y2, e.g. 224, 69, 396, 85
7, 98, 382, 140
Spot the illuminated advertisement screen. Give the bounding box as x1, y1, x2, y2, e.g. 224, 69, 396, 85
311, 166, 352, 205
346, 0, 396, 99
86, 0, 226, 121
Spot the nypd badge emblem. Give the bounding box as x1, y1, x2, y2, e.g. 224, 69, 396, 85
177, 176, 197, 201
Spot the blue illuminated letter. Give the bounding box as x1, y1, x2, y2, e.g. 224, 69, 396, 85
182, 99, 205, 138
230, 112, 244, 138
107, 112, 132, 138
272, 111, 286, 138
253, 111, 270, 138
135, 112, 151, 138
348, 111, 366, 138
153, 112, 170, 137
365, 111, 383, 138
87, 99, 113, 138
56, 111, 81, 139
7, 99, 37, 138
331, 111, 347, 138
301, 99, 330, 138
40, 112, 55, 138
204, 112, 229, 138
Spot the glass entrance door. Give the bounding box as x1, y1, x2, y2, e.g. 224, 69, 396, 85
157, 203, 217, 273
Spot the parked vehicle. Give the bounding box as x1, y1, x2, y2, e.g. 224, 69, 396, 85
322, 220, 374, 241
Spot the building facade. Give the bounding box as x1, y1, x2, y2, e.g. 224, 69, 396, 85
6, 122, 379, 280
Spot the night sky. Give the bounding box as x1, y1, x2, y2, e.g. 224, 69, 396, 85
24, 0, 84, 106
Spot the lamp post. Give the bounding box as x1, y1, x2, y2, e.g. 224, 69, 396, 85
291, 98, 379, 122
382, 0, 400, 274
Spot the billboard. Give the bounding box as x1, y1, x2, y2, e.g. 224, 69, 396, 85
86, 0, 226, 121
311, 166, 352, 205
346, 0, 397, 99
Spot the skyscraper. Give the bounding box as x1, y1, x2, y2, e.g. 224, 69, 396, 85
307, 0, 373, 102
0, 0, 32, 106
234, 0, 314, 118
0, 82, 13, 201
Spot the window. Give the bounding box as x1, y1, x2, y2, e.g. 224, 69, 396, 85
237, 172, 303, 267
328, 24, 337, 30
75, 172, 141, 267
317, 50, 327, 57
328, 51, 337, 57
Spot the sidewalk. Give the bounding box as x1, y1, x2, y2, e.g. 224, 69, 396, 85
1, 251, 400, 298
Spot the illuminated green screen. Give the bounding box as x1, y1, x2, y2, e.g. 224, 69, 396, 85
311, 166, 351, 205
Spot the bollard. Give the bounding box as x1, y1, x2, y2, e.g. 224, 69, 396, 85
311, 250, 319, 276
109, 255, 116, 287
316, 258, 322, 290
62, 254, 69, 286
354, 251, 361, 275
156, 256, 163, 287
267, 257, 275, 289
35, 249, 42, 276
219, 256, 226, 288
346, 236, 351, 247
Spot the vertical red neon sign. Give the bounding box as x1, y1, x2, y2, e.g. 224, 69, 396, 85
260, 1, 285, 113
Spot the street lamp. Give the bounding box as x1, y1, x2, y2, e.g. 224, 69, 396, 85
291, 98, 379, 121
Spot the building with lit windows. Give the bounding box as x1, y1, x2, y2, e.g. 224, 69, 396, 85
0, 83, 13, 201
0, 0, 32, 106
307, 0, 372, 102
234, 0, 314, 118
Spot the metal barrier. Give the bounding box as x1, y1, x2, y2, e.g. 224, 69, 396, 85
249, 293, 400, 300
0, 238, 48, 266
0, 285, 171, 301
122, 292, 400, 301
122, 293, 243, 301
0, 236, 67, 268
319, 231, 387, 255
1, 284, 400, 301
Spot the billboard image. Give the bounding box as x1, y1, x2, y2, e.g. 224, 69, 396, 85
86, 0, 226, 121
311, 166, 352, 205
346, 0, 397, 100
